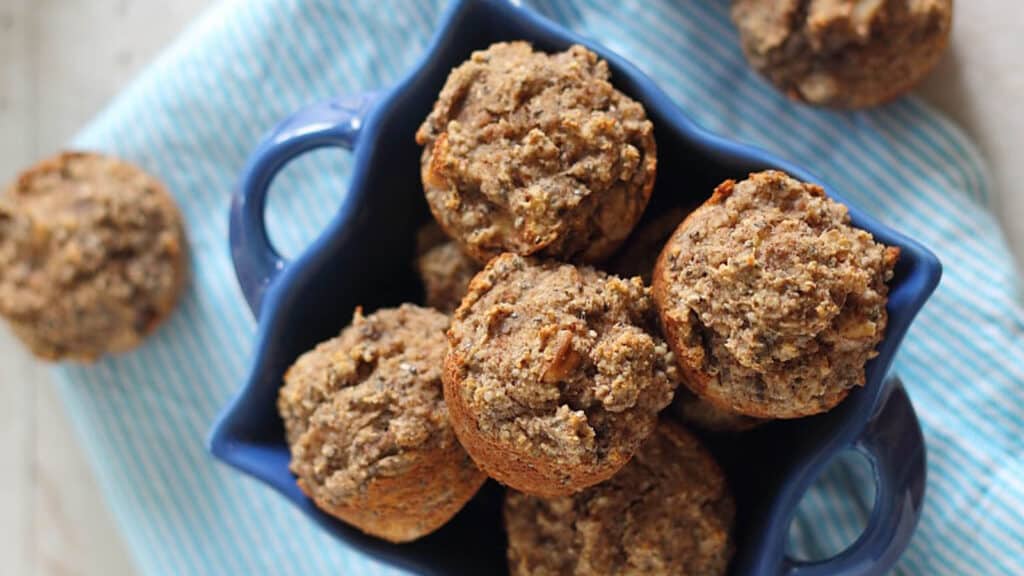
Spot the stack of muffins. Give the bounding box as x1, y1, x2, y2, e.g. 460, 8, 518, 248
277, 41, 897, 575
0, 3, 947, 571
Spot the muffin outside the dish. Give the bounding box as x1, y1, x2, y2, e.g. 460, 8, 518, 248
0, 151, 187, 361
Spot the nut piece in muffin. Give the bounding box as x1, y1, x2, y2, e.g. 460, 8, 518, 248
504, 420, 735, 576
278, 305, 487, 543
671, 387, 764, 433
653, 171, 898, 418
0, 151, 187, 361
444, 253, 678, 496
731, 0, 952, 108
415, 222, 481, 313
416, 41, 657, 263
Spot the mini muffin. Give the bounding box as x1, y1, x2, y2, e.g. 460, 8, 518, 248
0, 151, 186, 361
444, 253, 678, 496
671, 388, 764, 433
416, 41, 657, 263
504, 420, 735, 576
607, 206, 689, 283
415, 223, 481, 313
278, 305, 487, 543
653, 171, 898, 418
731, 0, 952, 108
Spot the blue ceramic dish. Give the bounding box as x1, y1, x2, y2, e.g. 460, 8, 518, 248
209, 0, 942, 573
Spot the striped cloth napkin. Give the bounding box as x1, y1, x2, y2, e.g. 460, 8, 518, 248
57, 0, 1023, 574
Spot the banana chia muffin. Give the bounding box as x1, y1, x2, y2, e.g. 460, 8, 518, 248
278, 305, 487, 543
504, 420, 735, 576
416, 41, 657, 263
415, 223, 481, 313
652, 171, 898, 418
731, 0, 952, 108
444, 253, 678, 496
0, 151, 187, 361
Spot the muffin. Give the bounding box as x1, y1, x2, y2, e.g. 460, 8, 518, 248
444, 253, 678, 496
416, 41, 657, 263
415, 223, 481, 313
652, 171, 898, 418
671, 388, 764, 433
0, 151, 187, 361
278, 305, 487, 543
731, 0, 953, 108
503, 420, 735, 576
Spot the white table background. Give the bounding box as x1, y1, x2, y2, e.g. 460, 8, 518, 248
0, 1, 1021, 574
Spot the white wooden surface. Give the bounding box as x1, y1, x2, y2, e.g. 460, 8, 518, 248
0, 2, 214, 575
0, 1, 1021, 575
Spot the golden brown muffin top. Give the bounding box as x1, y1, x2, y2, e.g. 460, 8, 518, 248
279, 305, 456, 501
654, 171, 897, 418
504, 420, 735, 576
731, 0, 952, 108
446, 254, 678, 480
416, 41, 656, 262
0, 151, 186, 361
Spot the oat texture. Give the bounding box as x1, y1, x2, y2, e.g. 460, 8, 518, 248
279, 305, 486, 542
0, 151, 186, 361
504, 420, 735, 575
416, 41, 657, 263
732, 0, 952, 108
653, 171, 897, 418
445, 253, 678, 496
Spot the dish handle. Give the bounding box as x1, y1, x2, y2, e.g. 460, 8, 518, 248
784, 379, 927, 576
229, 91, 384, 317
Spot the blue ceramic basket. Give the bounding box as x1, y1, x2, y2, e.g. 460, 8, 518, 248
208, 0, 942, 573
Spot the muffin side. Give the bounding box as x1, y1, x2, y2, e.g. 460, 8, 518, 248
671, 387, 765, 433
653, 171, 898, 418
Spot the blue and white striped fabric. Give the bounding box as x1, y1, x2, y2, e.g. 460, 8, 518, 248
57, 0, 1023, 574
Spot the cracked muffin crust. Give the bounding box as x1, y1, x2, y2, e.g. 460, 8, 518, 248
416, 41, 657, 263
503, 420, 735, 576
444, 253, 678, 496
415, 223, 481, 313
278, 305, 486, 543
731, 0, 952, 108
653, 171, 898, 418
0, 151, 186, 361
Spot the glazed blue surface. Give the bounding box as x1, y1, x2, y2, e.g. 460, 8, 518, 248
209, 0, 941, 573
